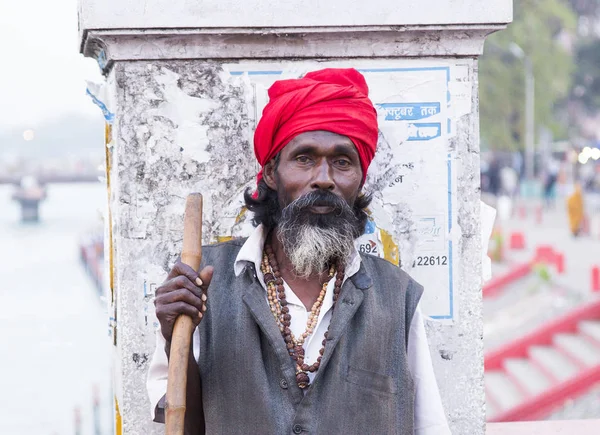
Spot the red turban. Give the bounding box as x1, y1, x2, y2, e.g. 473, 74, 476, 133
253, 68, 378, 184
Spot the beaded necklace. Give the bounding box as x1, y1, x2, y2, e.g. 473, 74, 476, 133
261, 243, 345, 389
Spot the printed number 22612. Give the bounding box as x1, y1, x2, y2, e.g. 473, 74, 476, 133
413, 256, 448, 267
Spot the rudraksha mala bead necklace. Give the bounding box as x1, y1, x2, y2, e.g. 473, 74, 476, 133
261, 243, 345, 389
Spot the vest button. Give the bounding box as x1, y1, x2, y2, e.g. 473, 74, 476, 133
293, 424, 303, 434
279, 379, 288, 389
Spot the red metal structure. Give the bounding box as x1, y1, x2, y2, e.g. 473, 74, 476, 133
483, 245, 563, 299
485, 299, 600, 421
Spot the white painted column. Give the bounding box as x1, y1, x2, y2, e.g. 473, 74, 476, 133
78, 2, 512, 434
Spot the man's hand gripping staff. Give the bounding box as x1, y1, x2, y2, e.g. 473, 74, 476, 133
155, 194, 213, 435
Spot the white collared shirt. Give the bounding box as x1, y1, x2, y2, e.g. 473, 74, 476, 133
147, 225, 451, 434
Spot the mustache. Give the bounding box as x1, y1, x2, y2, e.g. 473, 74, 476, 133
283, 190, 350, 215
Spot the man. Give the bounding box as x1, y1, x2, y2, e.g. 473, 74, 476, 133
147, 68, 450, 434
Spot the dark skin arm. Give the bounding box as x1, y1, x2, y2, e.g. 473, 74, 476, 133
154, 261, 214, 432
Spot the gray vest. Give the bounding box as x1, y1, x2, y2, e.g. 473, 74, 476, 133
196, 239, 423, 434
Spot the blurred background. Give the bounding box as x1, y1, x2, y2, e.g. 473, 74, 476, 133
1, 0, 600, 433
0, 1, 111, 434
480, 0, 600, 423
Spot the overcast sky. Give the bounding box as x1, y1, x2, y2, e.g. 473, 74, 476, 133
0, 0, 104, 134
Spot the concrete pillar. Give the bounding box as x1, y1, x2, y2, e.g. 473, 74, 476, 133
79, 2, 512, 434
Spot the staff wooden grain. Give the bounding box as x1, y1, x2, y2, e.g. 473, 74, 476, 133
165, 193, 203, 435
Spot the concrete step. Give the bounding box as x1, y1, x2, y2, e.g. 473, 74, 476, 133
578, 320, 600, 345
504, 358, 552, 395
528, 345, 579, 382
553, 333, 600, 367
486, 370, 525, 411
486, 397, 498, 419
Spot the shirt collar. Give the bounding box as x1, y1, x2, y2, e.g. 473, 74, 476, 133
233, 224, 362, 278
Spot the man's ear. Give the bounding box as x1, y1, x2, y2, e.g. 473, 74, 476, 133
263, 159, 278, 191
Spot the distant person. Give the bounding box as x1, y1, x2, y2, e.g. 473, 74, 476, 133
480, 160, 490, 193
488, 158, 501, 197
566, 184, 585, 237
500, 165, 518, 197
512, 152, 524, 181
543, 159, 559, 209
580, 162, 595, 191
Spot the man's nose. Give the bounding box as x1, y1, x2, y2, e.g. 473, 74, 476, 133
310, 161, 335, 190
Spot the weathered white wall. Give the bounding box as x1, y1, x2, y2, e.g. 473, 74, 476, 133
79, 0, 511, 35
101, 59, 484, 435
106, 63, 258, 435
80, 2, 511, 434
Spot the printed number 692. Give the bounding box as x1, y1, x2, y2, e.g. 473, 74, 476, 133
359, 243, 378, 254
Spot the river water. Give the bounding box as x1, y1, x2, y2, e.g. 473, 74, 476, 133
0, 183, 112, 435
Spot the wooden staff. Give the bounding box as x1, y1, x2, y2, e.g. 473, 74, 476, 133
166, 193, 203, 435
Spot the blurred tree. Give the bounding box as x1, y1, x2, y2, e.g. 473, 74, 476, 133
479, 0, 577, 151
567, 0, 600, 17
565, 1, 600, 140
571, 39, 600, 113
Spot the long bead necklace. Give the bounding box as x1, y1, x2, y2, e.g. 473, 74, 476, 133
261, 243, 345, 389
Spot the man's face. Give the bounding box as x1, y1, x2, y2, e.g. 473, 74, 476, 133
263, 130, 365, 277
264, 130, 363, 211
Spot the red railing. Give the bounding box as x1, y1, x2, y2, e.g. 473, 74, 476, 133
485, 300, 600, 370
485, 299, 600, 421
489, 365, 600, 422
483, 260, 535, 298
483, 245, 564, 299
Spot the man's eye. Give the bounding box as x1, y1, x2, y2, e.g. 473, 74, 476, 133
336, 159, 351, 167
296, 156, 311, 164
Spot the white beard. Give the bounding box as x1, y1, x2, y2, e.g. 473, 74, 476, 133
277, 222, 355, 279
